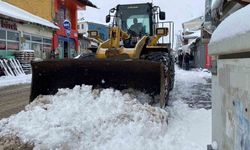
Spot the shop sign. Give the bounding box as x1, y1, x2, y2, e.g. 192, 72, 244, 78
63, 20, 71, 30
63, 20, 71, 37
0, 20, 17, 30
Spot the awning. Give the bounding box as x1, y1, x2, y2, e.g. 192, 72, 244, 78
78, 0, 98, 8
0, 1, 59, 29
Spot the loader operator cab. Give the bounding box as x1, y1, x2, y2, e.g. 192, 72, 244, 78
128, 18, 144, 37
106, 3, 166, 47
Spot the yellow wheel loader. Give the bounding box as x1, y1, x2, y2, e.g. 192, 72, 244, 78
30, 3, 175, 108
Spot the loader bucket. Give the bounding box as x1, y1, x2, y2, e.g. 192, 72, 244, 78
30, 59, 166, 106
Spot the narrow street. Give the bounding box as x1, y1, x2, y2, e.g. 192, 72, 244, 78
0, 84, 30, 119
0, 67, 212, 149
170, 68, 211, 109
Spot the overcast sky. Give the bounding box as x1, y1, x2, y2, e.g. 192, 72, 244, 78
78, 0, 205, 33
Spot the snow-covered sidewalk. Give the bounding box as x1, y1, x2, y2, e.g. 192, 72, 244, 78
0, 74, 31, 88
0, 67, 211, 150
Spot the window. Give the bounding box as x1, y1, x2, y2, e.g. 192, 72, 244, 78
77, 25, 80, 30
0, 29, 19, 50
43, 38, 52, 59
43, 38, 52, 44
0, 41, 6, 50
32, 43, 42, 58
0, 29, 6, 39
7, 41, 19, 50
21, 33, 52, 59
7, 31, 19, 41
126, 15, 150, 35
24, 34, 30, 41
81, 24, 84, 30
32, 36, 42, 43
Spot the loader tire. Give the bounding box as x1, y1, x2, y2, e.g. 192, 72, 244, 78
142, 52, 170, 107
169, 52, 175, 91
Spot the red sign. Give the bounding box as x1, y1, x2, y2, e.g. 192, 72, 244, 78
0, 20, 17, 30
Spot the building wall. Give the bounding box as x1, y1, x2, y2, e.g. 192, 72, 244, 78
0, 18, 53, 59
213, 58, 250, 150
78, 22, 89, 35
3, 0, 87, 58
3, 0, 54, 21
78, 22, 109, 41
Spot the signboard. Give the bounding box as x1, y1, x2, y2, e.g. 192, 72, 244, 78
0, 20, 17, 30
63, 20, 71, 30
63, 20, 71, 37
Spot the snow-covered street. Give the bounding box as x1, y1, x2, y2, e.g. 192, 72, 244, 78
0, 67, 211, 150
0, 74, 31, 88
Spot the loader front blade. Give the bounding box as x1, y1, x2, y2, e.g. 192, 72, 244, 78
30, 59, 165, 106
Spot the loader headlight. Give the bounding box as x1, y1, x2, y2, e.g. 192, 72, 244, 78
156, 28, 168, 36
88, 30, 99, 38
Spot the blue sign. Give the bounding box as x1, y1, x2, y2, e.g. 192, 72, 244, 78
63, 20, 71, 38
63, 20, 71, 30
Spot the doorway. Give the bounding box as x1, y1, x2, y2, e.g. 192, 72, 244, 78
63, 41, 68, 58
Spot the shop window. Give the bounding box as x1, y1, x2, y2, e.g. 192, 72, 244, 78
0, 40, 6, 50
0, 29, 6, 40
32, 36, 42, 43
24, 34, 31, 41
32, 43, 42, 58
70, 40, 75, 49
43, 38, 52, 44
7, 41, 19, 50
23, 42, 31, 50
7, 31, 19, 41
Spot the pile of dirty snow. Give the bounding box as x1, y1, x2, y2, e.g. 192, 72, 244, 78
0, 85, 168, 149
0, 67, 211, 150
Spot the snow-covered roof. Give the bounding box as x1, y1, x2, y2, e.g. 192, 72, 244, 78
0, 1, 58, 29
209, 5, 250, 55
183, 31, 201, 39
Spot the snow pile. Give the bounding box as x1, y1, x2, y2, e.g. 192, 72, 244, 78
0, 67, 211, 150
0, 74, 31, 88
210, 5, 250, 43
0, 85, 168, 149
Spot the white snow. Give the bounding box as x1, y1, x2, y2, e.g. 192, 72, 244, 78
0, 74, 31, 88
0, 67, 211, 150
0, 1, 58, 29
210, 5, 250, 43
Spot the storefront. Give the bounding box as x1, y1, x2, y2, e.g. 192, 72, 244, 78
0, 19, 19, 58
0, 18, 55, 59
0, 1, 58, 59
18, 24, 54, 60
52, 0, 81, 59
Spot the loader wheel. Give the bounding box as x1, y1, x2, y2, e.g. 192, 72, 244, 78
169, 52, 175, 91
142, 52, 170, 107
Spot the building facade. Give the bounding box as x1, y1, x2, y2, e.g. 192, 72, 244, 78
0, 1, 57, 59
4, 0, 96, 59
78, 21, 109, 41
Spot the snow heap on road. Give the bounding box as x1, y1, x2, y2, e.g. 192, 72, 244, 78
0, 74, 31, 88
0, 67, 211, 150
